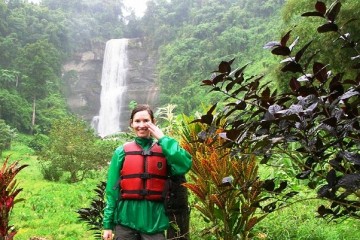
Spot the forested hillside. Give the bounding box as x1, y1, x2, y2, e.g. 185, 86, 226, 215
0, 0, 127, 135
138, 0, 286, 113
1, 0, 359, 134
1, 1, 360, 239
137, 0, 360, 113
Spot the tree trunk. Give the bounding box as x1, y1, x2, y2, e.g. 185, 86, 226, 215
70, 170, 78, 183
166, 175, 190, 240
31, 97, 36, 135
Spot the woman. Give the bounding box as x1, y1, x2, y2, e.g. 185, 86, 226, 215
102, 104, 192, 240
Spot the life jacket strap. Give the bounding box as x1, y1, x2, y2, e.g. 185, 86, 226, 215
121, 189, 163, 196
121, 173, 168, 179
125, 150, 164, 157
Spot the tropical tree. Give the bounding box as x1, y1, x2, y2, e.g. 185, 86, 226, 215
195, 0, 360, 222
0, 69, 21, 90
38, 115, 106, 182
42, 0, 125, 52
0, 35, 21, 69
0, 120, 16, 157
15, 39, 61, 134
274, 0, 360, 91
35, 93, 69, 134
139, 0, 285, 115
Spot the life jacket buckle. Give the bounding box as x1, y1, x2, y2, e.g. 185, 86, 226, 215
140, 173, 151, 179
140, 189, 149, 196
142, 149, 152, 155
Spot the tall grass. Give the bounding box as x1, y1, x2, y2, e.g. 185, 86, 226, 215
188, 195, 360, 240
4, 138, 105, 240
253, 199, 360, 240
2, 136, 360, 240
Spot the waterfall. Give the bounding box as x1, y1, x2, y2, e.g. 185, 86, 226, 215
94, 39, 129, 137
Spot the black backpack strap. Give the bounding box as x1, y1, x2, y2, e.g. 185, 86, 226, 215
163, 178, 172, 213
165, 175, 188, 215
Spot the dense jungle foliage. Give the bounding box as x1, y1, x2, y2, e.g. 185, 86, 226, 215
0, 0, 290, 136
1, 0, 360, 239
1, 0, 359, 135
0, 0, 129, 135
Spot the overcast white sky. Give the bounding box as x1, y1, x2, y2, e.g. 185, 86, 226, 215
123, 0, 149, 17
27, 0, 149, 17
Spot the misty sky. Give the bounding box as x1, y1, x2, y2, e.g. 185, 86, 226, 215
124, 0, 149, 17
27, 0, 148, 17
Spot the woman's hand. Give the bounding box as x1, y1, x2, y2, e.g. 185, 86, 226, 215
103, 230, 113, 240
146, 122, 164, 140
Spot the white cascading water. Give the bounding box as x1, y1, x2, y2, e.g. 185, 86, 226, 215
95, 39, 129, 137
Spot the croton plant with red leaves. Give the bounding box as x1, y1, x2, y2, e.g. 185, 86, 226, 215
0, 156, 28, 240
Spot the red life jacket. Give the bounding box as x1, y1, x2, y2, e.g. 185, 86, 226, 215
120, 141, 168, 201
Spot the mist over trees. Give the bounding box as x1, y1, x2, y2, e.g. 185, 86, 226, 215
0, 0, 359, 134
0, 0, 127, 134
138, 0, 286, 113
1, 0, 360, 239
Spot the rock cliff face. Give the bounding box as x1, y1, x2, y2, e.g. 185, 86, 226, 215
62, 38, 159, 131
62, 50, 103, 122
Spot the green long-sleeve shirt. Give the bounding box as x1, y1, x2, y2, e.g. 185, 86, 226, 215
103, 136, 192, 234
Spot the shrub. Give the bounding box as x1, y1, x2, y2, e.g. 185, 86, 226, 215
0, 120, 16, 157
179, 114, 295, 240
38, 115, 107, 183
0, 155, 28, 240
28, 134, 49, 153
76, 181, 106, 240
196, 0, 360, 221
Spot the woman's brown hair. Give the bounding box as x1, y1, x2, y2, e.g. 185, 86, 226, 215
129, 104, 155, 124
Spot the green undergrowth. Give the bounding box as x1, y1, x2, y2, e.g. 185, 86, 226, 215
253, 199, 360, 240
3, 136, 360, 240
3, 138, 105, 240
188, 195, 360, 240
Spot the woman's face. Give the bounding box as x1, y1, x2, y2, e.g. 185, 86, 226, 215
130, 110, 153, 138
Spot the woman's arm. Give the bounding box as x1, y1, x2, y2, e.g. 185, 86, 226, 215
158, 136, 192, 176
146, 121, 192, 175
103, 147, 125, 230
